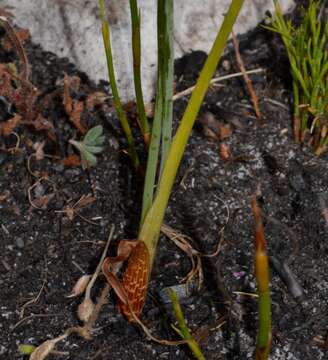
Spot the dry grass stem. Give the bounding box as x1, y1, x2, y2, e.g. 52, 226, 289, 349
172, 68, 264, 101
232, 31, 262, 122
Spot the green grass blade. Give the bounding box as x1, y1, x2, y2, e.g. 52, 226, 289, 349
139, 0, 245, 264
158, 0, 174, 174
99, 0, 140, 169
168, 289, 206, 360
129, 0, 150, 145
140, 0, 174, 223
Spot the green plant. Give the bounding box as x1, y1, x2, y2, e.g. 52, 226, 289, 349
252, 197, 271, 360
69, 125, 105, 168
129, 0, 150, 145
265, 0, 328, 155
99, 2, 140, 168
168, 289, 205, 360
99, 0, 244, 334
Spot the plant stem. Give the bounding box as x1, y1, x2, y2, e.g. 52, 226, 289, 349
158, 0, 174, 174
141, 0, 174, 223
129, 0, 150, 145
139, 0, 245, 266
168, 289, 206, 360
99, 0, 140, 169
251, 197, 271, 360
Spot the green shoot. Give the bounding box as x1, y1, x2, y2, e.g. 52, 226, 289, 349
158, 0, 174, 173
69, 125, 105, 169
264, 0, 328, 155
141, 0, 174, 223
252, 197, 271, 360
129, 0, 150, 145
139, 0, 245, 267
18, 344, 36, 356
99, 0, 140, 169
168, 289, 205, 360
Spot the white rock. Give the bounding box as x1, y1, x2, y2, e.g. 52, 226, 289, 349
3, 0, 294, 101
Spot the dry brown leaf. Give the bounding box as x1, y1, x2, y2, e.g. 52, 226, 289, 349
198, 112, 221, 141
63, 74, 86, 133
70, 100, 86, 133
219, 124, 232, 140
30, 340, 55, 360
220, 143, 231, 161
30, 193, 55, 210
0, 114, 21, 136
0, 190, 10, 201
76, 194, 96, 208
67, 274, 92, 298
33, 141, 45, 161
29, 114, 54, 132
86, 91, 107, 111
2, 28, 30, 51
61, 154, 81, 167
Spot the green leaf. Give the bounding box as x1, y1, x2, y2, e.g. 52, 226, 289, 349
83, 145, 104, 154
81, 150, 98, 168
69, 125, 105, 168
83, 125, 104, 145
18, 344, 36, 355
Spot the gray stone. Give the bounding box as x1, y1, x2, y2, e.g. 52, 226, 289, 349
3, 0, 294, 101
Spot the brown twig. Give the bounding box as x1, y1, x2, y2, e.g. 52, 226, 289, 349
232, 31, 262, 122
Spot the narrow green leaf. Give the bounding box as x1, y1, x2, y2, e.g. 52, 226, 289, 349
83, 125, 103, 144
139, 0, 245, 265
140, 0, 174, 224
81, 150, 98, 168
168, 289, 206, 360
83, 145, 104, 154
99, 0, 140, 169
129, 0, 150, 143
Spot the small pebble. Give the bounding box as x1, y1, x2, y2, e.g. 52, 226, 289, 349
15, 237, 25, 249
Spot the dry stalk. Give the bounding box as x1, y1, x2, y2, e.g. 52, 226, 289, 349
232, 31, 262, 122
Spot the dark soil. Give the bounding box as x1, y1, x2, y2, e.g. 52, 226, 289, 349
0, 5, 327, 360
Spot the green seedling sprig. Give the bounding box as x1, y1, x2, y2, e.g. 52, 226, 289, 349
168, 289, 205, 360
129, 0, 150, 145
252, 197, 272, 360
98, 0, 245, 349
99, 0, 140, 169
70, 125, 105, 169
139, 0, 245, 267
265, 0, 328, 155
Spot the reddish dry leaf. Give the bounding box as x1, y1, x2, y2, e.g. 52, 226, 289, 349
69, 100, 86, 133
30, 193, 55, 210
0, 114, 21, 136
219, 123, 232, 140
220, 143, 231, 161
2, 28, 30, 51
63, 74, 86, 133
61, 154, 81, 167
119, 241, 150, 322
102, 240, 150, 322
198, 112, 232, 141
86, 91, 107, 111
